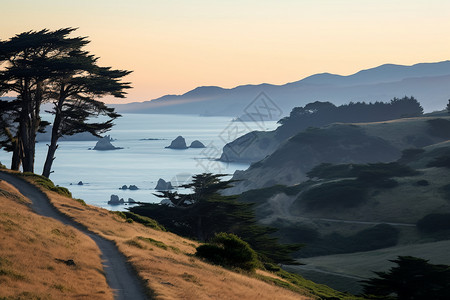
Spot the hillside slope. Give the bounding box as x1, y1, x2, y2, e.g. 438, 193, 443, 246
1, 170, 362, 300
0, 180, 113, 299
227, 116, 450, 194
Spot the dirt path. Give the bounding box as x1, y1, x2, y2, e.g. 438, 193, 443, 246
0, 171, 149, 300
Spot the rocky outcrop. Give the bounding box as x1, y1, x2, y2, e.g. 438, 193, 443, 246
93, 135, 122, 150
119, 185, 139, 190
108, 194, 125, 205
189, 140, 206, 148
165, 136, 188, 149
220, 130, 279, 163
155, 178, 174, 190
128, 185, 139, 190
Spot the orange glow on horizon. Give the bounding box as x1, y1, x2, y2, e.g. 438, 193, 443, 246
2, 1, 450, 104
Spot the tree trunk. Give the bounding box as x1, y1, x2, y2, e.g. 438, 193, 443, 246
42, 114, 61, 178
20, 91, 34, 173
43, 96, 63, 178
10, 137, 22, 171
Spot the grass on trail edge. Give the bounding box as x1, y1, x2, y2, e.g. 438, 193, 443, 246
19, 172, 72, 198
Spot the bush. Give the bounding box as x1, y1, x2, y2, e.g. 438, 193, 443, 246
427, 118, 450, 139
299, 224, 399, 257
301, 180, 367, 210
427, 154, 450, 169
417, 213, 450, 233
196, 233, 260, 271
415, 180, 429, 186
399, 148, 426, 163
114, 211, 165, 231
307, 162, 417, 180
441, 184, 450, 201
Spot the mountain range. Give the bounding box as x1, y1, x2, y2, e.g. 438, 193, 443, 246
114, 61, 450, 116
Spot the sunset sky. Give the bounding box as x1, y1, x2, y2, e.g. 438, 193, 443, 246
2, 0, 450, 103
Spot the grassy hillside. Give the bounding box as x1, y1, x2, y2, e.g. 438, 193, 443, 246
1, 171, 362, 300
228, 116, 450, 194
0, 180, 113, 299
237, 141, 450, 293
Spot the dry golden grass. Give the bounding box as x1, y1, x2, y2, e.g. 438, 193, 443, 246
41, 187, 313, 299
0, 180, 113, 300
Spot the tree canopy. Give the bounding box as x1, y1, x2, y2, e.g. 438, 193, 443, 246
130, 173, 301, 264
362, 256, 450, 300
0, 28, 131, 176
276, 97, 424, 140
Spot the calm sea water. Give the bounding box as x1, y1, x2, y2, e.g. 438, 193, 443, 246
0, 114, 278, 209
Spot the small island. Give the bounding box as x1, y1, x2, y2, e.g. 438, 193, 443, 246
93, 135, 122, 150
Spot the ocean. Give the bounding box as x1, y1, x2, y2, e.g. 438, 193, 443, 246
0, 114, 278, 209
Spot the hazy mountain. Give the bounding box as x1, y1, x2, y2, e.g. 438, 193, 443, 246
114, 61, 450, 115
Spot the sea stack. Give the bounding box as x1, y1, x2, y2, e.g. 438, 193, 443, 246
165, 136, 188, 149
189, 140, 206, 148
93, 135, 121, 150
155, 178, 174, 190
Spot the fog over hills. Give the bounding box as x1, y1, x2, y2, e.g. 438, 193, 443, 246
114, 61, 450, 116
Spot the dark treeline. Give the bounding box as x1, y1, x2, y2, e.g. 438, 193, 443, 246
276, 97, 423, 140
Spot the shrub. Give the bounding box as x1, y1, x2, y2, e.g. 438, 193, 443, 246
299, 224, 399, 257
441, 184, 450, 201
301, 180, 367, 210
417, 213, 450, 233
307, 162, 417, 180
427, 154, 450, 169
196, 233, 260, 271
415, 180, 429, 186
427, 118, 450, 139
399, 148, 426, 163
123, 211, 165, 231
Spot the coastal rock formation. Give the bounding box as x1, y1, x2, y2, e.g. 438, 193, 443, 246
108, 194, 125, 205
93, 135, 122, 150
120, 185, 139, 190
189, 140, 206, 148
165, 136, 188, 149
155, 178, 174, 190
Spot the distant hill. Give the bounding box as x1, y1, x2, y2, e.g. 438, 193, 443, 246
226, 116, 450, 195
114, 61, 450, 116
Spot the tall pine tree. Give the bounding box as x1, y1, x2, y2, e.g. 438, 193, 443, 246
131, 173, 300, 264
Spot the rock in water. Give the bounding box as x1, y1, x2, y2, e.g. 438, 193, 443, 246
129, 185, 139, 190
189, 140, 206, 148
165, 136, 188, 149
120, 185, 128, 190
93, 135, 122, 150
155, 178, 174, 190
77, 181, 84, 185
108, 194, 124, 205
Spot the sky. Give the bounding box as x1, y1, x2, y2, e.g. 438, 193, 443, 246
2, 0, 450, 103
